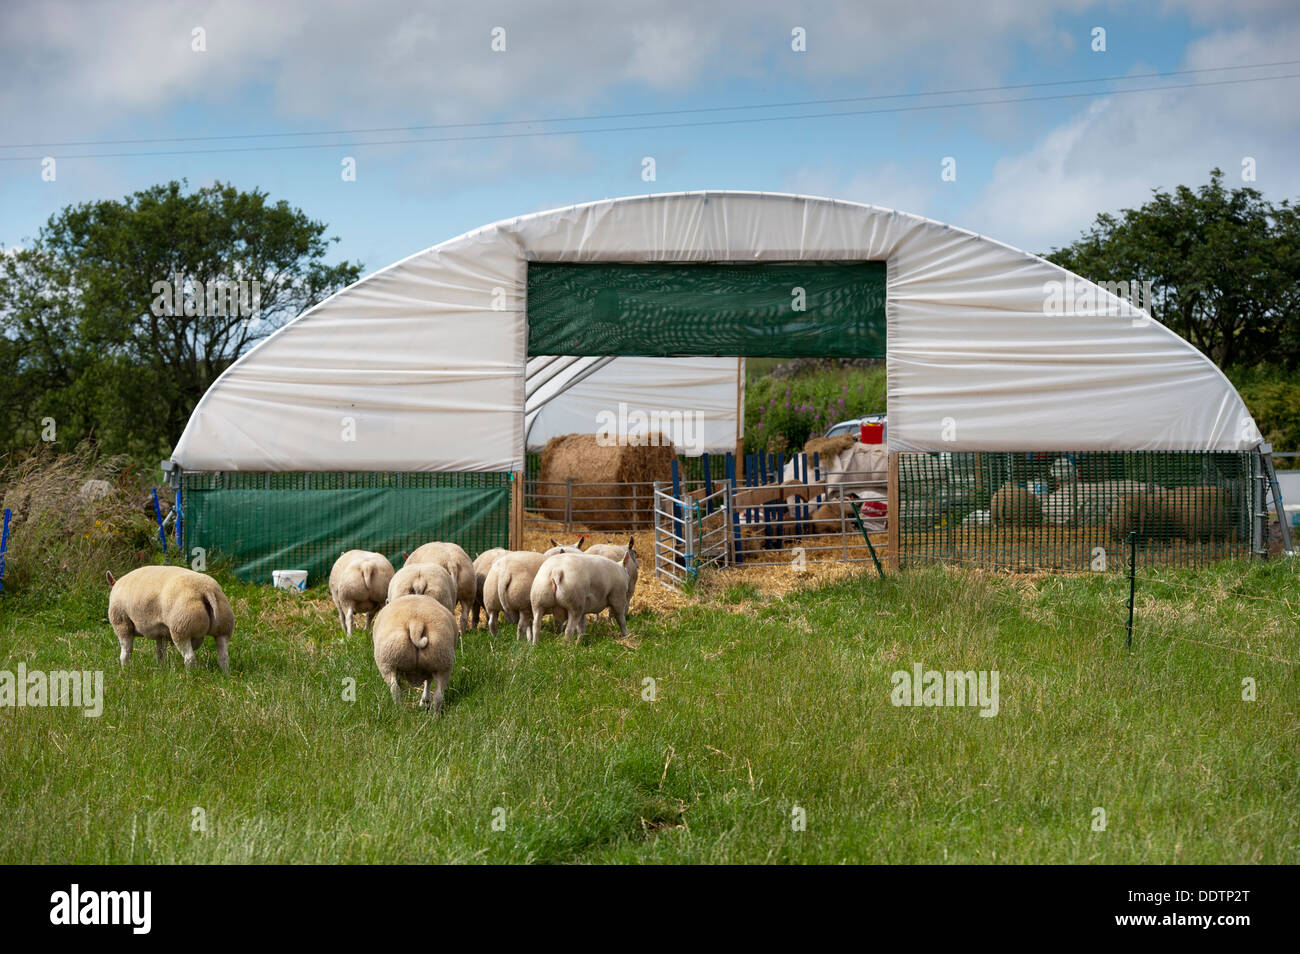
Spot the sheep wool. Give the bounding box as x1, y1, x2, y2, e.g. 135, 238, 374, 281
405, 542, 475, 633
329, 549, 395, 639
371, 595, 458, 713
106, 565, 235, 673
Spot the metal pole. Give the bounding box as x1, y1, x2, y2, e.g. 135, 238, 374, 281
565, 476, 574, 532
0, 508, 11, 594
1126, 530, 1136, 650
151, 488, 168, 555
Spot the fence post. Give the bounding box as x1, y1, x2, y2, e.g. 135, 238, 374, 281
887, 452, 900, 570
174, 485, 183, 548
1126, 530, 1137, 650
0, 507, 11, 594
726, 453, 743, 564
671, 458, 684, 569
702, 453, 713, 513
151, 488, 168, 555
564, 477, 574, 532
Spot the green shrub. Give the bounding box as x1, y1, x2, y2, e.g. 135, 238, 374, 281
745, 364, 886, 453
0, 444, 162, 597
1228, 366, 1300, 468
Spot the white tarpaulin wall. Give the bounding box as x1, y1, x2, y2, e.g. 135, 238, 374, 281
172, 191, 1258, 472
524, 355, 742, 455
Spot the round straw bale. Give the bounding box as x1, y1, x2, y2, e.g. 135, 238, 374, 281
537, 433, 675, 530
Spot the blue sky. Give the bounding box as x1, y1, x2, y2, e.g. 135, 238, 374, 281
2, 0, 1298, 274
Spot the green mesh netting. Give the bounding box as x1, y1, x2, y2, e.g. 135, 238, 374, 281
180, 472, 511, 584
526, 261, 886, 357
897, 451, 1257, 570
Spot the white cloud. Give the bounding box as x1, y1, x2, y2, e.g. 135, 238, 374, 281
0, 0, 1093, 136
963, 21, 1300, 252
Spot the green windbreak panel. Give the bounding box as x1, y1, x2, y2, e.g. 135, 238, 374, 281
527, 261, 886, 357
182, 478, 510, 584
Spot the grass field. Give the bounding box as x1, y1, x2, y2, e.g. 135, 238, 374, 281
0, 556, 1297, 864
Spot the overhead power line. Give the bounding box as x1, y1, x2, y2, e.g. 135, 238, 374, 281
1, 67, 1297, 163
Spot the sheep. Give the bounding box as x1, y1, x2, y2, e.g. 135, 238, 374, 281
733, 486, 792, 549
328, 549, 395, 639
493, 550, 550, 640
1165, 485, 1233, 543
387, 561, 457, 615
530, 551, 630, 644
480, 560, 518, 636
405, 542, 475, 633
106, 565, 234, 672
470, 547, 508, 629
371, 595, 458, 713
810, 498, 850, 535
990, 486, 1044, 528
1109, 490, 1176, 545
586, 537, 639, 603
543, 535, 586, 556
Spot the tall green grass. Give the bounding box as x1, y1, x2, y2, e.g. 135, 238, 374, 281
0, 557, 1294, 864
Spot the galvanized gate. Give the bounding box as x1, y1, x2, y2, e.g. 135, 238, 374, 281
653, 482, 731, 590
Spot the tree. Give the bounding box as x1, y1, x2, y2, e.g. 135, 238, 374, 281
0, 180, 362, 459
1046, 169, 1300, 371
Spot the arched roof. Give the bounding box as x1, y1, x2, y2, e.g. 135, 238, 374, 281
172, 191, 1256, 472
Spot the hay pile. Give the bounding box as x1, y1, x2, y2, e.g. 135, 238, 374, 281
803, 434, 857, 460
536, 433, 675, 530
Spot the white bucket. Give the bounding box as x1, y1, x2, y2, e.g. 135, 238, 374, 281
272, 569, 308, 592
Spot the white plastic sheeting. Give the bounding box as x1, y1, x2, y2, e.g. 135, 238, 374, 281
171, 191, 1258, 472
525, 355, 741, 455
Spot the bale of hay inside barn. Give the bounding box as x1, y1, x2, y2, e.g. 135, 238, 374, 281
537, 433, 675, 530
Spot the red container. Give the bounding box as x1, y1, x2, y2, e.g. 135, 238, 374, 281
860, 422, 884, 444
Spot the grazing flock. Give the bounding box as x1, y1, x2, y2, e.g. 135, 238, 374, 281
104, 536, 638, 715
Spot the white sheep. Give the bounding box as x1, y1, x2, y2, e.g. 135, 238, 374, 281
371, 595, 458, 713
471, 547, 508, 629
106, 565, 234, 672
405, 541, 475, 633
529, 551, 630, 645
387, 562, 457, 616
480, 560, 517, 636
586, 537, 639, 604
493, 550, 549, 641
328, 549, 395, 639
543, 535, 586, 556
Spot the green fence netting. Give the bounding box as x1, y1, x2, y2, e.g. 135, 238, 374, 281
526, 261, 886, 357
897, 450, 1258, 570
180, 472, 511, 584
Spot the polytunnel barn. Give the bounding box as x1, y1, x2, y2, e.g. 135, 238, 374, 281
168, 191, 1287, 584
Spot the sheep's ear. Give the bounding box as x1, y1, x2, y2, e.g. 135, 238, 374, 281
621, 552, 630, 566
576, 535, 586, 550
550, 538, 559, 548
105, 571, 117, 587
626, 536, 635, 551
